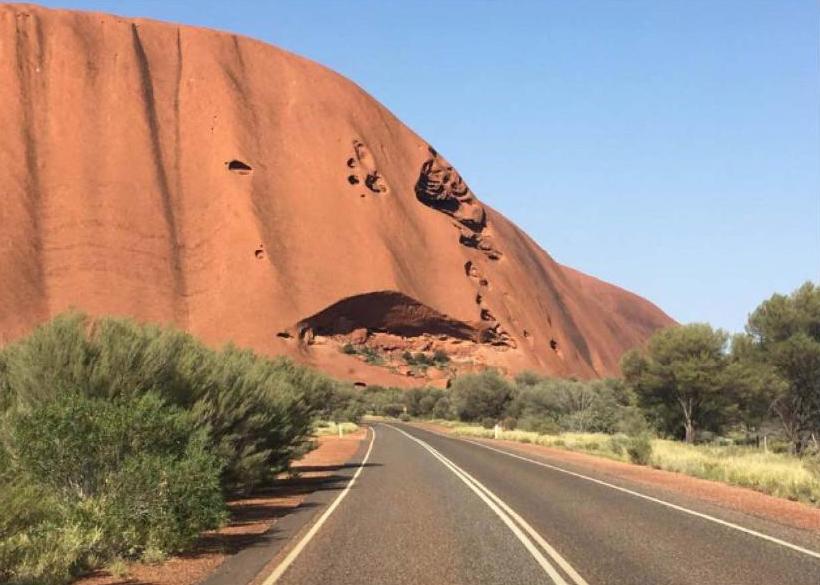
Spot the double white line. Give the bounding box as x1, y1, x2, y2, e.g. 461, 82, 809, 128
388, 424, 589, 585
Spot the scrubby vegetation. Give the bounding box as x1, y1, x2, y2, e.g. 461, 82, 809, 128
0, 312, 342, 584
622, 281, 819, 454
329, 282, 819, 504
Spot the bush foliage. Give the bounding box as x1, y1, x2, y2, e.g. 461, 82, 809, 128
0, 312, 339, 584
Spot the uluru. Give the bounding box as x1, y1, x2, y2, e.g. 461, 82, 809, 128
0, 3, 673, 386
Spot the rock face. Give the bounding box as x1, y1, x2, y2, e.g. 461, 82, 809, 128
0, 4, 674, 386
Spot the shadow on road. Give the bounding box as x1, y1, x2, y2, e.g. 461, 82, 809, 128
178, 462, 383, 561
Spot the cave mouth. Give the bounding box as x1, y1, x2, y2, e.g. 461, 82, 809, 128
296, 291, 479, 341
227, 159, 253, 174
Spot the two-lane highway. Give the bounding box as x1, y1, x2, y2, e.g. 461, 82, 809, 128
264, 423, 820, 585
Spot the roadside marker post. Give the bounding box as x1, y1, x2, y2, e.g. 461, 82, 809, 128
494, 423, 501, 440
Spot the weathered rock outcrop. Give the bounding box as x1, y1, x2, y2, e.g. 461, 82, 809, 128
0, 4, 674, 386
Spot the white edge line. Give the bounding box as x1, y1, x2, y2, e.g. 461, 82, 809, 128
261, 427, 377, 585
386, 423, 581, 585
419, 425, 820, 560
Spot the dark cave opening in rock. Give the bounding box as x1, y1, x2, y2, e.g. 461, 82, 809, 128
227, 159, 253, 174
296, 291, 479, 341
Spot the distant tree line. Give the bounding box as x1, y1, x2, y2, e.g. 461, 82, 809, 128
623, 281, 819, 453
334, 282, 819, 455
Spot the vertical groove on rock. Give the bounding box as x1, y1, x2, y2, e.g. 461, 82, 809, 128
131, 23, 188, 324
172, 27, 187, 303
514, 227, 595, 370
227, 34, 293, 309
14, 14, 48, 319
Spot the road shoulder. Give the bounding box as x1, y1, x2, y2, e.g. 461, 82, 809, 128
412, 421, 820, 534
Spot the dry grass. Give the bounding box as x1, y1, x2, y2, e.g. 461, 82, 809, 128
313, 421, 359, 436
452, 426, 630, 461
450, 424, 820, 505
650, 440, 820, 504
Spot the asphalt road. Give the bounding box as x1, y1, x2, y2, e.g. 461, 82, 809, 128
267, 423, 820, 585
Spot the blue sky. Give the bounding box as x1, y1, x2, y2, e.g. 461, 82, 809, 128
37, 1, 819, 332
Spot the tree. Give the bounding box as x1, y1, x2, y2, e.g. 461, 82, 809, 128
449, 370, 515, 422
740, 282, 820, 454
621, 324, 733, 443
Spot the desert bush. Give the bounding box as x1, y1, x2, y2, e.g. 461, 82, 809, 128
608, 434, 630, 456
506, 376, 642, 435
626, 434, 653, 465
517, 415, 561, 435
0, 312, 337, 583
399, 413, 411, 422
432, 396, 452, 419
190, 347, 320, 491
432, 350, 450, 364
403, 388, 445, 418
0, 313, 331, 494
383, 403, 405, 418
318, 384, 366, 423
417, 394, 439, 416
0, 391, 225, 583
502, 416, 518, 430
481, 417, 497, 429
450, 370, 515, 422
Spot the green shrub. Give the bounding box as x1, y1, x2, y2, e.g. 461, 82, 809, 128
383, 403, 404, 418
481, 417, 497, 429
96, 448, 225, 555
0, 482, 90, 585
608, 434, 630, 456
399, 413, 411, 422
518, 415, 561, 435
627, 434, 653, 465
502, 416, 518, 430
433, 350, 450, 365
0, 313, 329, 495
450, 370, 515, 422
432, 396, 452, 419
0, 391, 225, 583
190, 347, 320, 492
361, 347, 385, 365
341, 343, 357, 355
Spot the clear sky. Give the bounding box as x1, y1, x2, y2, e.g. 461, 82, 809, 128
36, 0, 820, 333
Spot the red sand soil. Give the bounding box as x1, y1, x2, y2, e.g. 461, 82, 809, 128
73, 429, 367, 585
0, 3, 674, 386
417, 422, 820, 532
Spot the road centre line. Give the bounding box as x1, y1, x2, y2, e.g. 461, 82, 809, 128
387, 424, 588, 585
419, 426, 820, 560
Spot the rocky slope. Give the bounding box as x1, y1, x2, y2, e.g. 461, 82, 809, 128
0, 4, 674, 386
